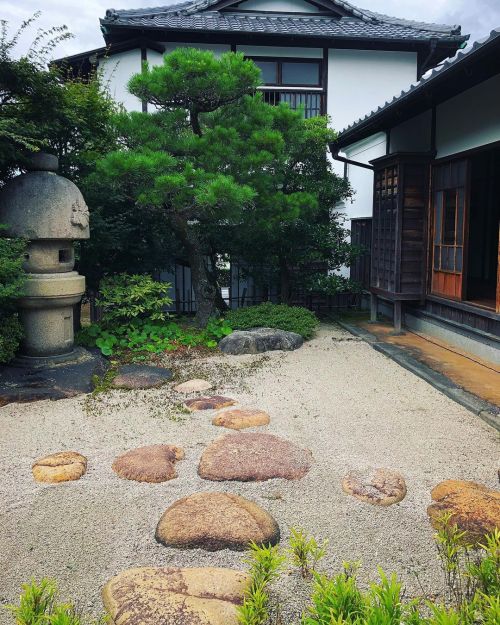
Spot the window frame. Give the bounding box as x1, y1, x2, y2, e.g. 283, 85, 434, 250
248, 56, 323, 88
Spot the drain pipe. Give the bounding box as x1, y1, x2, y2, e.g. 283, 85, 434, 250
331, 150, 374, 171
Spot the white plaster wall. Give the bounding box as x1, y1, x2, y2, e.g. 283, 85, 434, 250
236, 45, 322, 58
327, 49, 417, 133
98, 49, 143, 111
236, 0, 320, 12
390, 109, 432, 153
341, 132, 386, 221
436, 73, 500, 158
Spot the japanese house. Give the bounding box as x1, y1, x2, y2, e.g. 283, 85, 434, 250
55, 1, 467, 310
333, 28, 500, 363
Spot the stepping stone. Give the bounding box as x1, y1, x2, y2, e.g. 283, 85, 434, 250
198, 433, 312, 482
342, 468, 407, 506
111, 364, 172, 390
112, 444, 184, 483
219, 327, 303, 355
32, 451, 87, 483
185, 396, 236, 411
155, 492, 280, 551
174, 379, 213, 393
427, 479, 500, 544
102, 566, 249, 625
212, 408, 270, 430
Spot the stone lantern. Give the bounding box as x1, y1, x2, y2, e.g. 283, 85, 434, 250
0, 153, 89, 365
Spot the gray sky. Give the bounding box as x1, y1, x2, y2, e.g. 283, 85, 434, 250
3, 0, 500, 59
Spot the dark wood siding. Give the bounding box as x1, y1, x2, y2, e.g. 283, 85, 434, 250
350, 217, 372, 289
371, 154, 430, 300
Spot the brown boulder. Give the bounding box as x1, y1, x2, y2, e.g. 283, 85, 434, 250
212, 408, 270, 430
185, 396, 237, 411
112, 444, 184, 483
32, 451, 87, 483
102, 566, 249, 625
342, 468, 407, 506
427, 479, 500, 544
156, 492, 280, 551
198, 433, 312, 482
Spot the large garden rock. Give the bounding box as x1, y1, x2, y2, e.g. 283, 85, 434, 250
112, 444, 184, 483
185, 396, 236, 411
155, 492, 280, 551
111, 364, 172, 390
102, 566, 249, 625
427, 479, 500, 544
342, 468, 407, 506
198, 432, 312, 482
32, 451, 87, 483
212, 408, 270, 430
219, 328, 303, 355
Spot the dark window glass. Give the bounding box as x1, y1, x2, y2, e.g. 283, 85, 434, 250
442, 189, 457, 245
254, 60, 277, 84
281, 61, 320, 86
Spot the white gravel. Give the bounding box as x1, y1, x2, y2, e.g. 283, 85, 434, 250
0, 324, 498, 623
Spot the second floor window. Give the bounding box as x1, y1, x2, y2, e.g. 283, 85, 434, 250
250, 57, 325, 118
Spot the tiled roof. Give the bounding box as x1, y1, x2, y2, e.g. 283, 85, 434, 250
102, 1, 465, 42
336, 27, 500, 141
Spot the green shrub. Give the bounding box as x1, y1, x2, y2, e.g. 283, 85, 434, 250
0, 226, 26, 363
97, 273, 173, 325
225, 303, 318, 339
6, 578, 106, 625
77, 317, 232, 357
0, 314, 23, 363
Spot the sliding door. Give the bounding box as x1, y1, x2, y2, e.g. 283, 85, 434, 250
431, 160, 469, 299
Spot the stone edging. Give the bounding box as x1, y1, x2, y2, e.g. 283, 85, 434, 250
335, 320, 500, 433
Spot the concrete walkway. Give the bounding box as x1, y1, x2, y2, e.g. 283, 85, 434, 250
0, 324, 498, 623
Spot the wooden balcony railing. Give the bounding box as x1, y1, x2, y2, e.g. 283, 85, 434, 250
260, 89, 325, 118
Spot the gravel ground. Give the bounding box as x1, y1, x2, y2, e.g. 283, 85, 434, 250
0, 324, 498, 623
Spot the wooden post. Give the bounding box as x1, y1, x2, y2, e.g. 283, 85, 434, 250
393, 300, 403, 334
369, 293, 377, 323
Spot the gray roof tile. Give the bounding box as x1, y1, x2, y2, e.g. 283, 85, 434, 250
102, 0, 465, 42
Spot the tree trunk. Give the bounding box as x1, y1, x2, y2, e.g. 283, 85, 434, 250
170, 214, 219, 327
279, 258, 291, 305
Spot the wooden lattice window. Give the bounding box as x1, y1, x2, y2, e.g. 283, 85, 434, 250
372, 164, 399, 292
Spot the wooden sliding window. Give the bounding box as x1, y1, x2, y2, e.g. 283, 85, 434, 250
431, 160, 468, 299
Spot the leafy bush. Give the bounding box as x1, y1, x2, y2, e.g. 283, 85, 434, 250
226, 303, 318, 339
0, 226, 26, 363
238, 519, 500, 625
77, 317, 232, 357
97, 273, 173, 325
6, 578, 106, 625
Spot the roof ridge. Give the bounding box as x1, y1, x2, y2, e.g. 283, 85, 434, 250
104, 0, 461, 35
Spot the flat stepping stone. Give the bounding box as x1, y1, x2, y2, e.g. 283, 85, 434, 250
32, 451, 87, 483
102, 566, 249, 625
155, 492, 280, 551
219, 327, 303, 355
342, 468, 407, 506
111, 364, 172, 390
174, 379, 213, 393
112, 444, 184, 483
198, 433, 312, 482
185, 396, 236, 411
212, 408, 270, 430
427, 479, 500, 544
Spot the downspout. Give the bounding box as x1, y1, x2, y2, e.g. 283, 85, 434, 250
419, 38, 438, 79
331, 150, 374, 171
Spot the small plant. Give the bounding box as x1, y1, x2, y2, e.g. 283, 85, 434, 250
77, 317, 232, 357
238, 542, 286, 625
288, 527, 328, 578
97, 274, 173, 325
6, 579, 106, 625
226, 303, 319, 339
